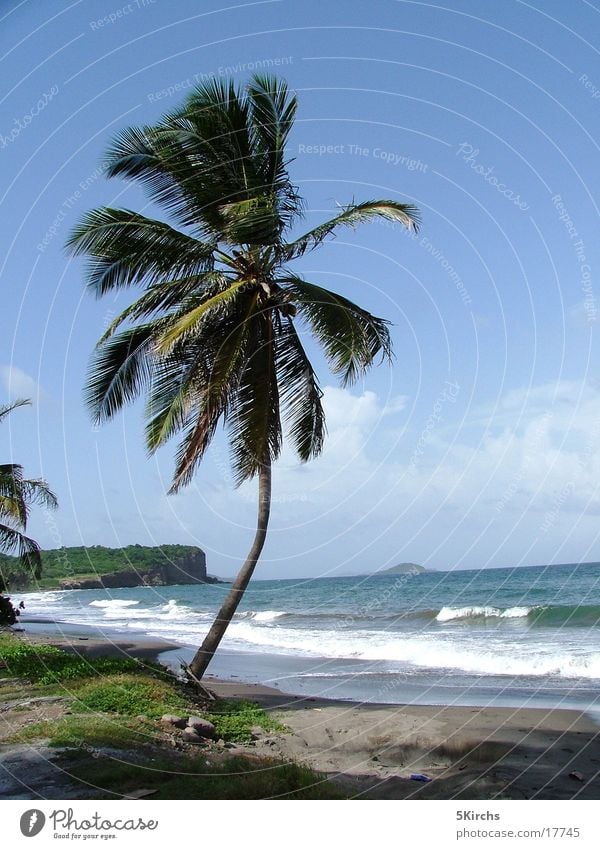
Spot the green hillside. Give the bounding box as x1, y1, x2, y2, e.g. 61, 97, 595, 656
0, 544, 203, 589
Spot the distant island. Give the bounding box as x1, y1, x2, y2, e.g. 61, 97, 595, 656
344, 562, 426, 577
371, 562, 425, 575
0, 544, 224, 590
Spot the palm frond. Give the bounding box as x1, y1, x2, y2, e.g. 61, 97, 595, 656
275, 316, 324, 461
0, 496, 26, 529
0, 464, 27, 527
281, 200, 420, 261
281, 276, 392, 385
19, 478, 58, 511
167, 291, 260, 489
66, 208, 215, 296
86, 322, 162, 421
247, 75, 302, 230
156, 279, 248, 353
99, 272, 231, 342
0, 398, 30, 423
0, 523, 42, 578
103, 124, 212, 233
227, 309, 281, 484
145, 355, 197, 454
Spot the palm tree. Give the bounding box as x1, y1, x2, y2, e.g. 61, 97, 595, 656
66, 75, 419, 680
0, 399, 58, 606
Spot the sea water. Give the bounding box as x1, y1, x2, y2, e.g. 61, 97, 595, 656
17, 562, 600, 710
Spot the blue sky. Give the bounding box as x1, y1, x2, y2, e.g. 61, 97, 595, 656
2, 0, 600, 578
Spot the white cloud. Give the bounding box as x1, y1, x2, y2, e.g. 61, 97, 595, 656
0, 364, 42, 401
382, 394, 409, 415
105, 379, 600, 574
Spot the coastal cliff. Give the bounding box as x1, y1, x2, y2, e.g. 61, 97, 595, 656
0, 544, 223, 590
59, 548, 218, 590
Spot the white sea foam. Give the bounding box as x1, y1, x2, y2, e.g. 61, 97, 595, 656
216, 622, 600, 680
92, 599, 200, 624
242, 610, 286, 622
500, 606, 531, 618
89, 600, 140, 608
19, 591, 67, 605
158, 600, 198, 620
435, 605, 531, 622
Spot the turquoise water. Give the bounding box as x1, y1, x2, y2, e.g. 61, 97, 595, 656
19, 562, 600, 708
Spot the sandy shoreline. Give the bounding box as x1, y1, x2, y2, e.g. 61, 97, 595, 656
3, 625, 598, 799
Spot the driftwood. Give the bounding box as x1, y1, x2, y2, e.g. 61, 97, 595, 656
180, 660, 217, 702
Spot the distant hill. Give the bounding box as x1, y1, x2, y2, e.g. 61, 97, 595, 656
373, 562, 425, 575
0, 544, 223, 590
344, 562, 425, 577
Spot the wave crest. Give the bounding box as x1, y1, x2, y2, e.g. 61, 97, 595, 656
435, 605, 531, 622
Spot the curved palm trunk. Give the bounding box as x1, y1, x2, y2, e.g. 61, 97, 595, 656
188, 458, 272, 680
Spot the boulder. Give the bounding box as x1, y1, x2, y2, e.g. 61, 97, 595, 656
187, 715, 217, 738
160, 714, 188, 729
182, 727, 208, 745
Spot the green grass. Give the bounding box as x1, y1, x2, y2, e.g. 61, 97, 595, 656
64, 753, 342, 799
10, 713, 155, 749
0, 635, 166, 684
72, 674, 189, 719
205, 699, 286, 742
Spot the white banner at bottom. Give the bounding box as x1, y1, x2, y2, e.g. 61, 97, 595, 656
2, 799, 598, 848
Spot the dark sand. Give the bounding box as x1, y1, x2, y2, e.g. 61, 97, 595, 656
3, 629, 599, 799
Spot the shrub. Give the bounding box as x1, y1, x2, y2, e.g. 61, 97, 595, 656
73, 675, 187, 718
0, 594, 19, 627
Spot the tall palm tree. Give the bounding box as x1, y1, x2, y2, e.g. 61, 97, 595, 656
67, 75, 419, 680
0, 399, 58, 595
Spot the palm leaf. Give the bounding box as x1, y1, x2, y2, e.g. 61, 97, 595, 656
19, 478, 58, 511
86, 322, 162, 421
275, 316, 324, 461
227, 309, 281, 484
0, 523, 43, 578
0, 464, 27, 528
281, 200, 420, 260
66, 208, 215, 296
167, 291, 260, 489
280, 276, 392, 385
156, 279, 249, 353
99, 272, 232, 342
103, 124, 213, 233
247, 75, 302, 230
0, 399, 30, 424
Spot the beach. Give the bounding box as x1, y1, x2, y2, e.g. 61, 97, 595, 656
2, 626, 599, 800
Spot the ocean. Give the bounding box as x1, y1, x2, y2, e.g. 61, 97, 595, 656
17, 562, 600, 712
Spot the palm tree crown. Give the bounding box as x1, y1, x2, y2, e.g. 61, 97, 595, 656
67, 75, 419, 490
0, 399, 58, 584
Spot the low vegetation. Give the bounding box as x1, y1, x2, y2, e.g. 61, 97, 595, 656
0, 636, 165, 684
64, 752, 340, 800
204, 699, 286, 742
0, 634, 336, 799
